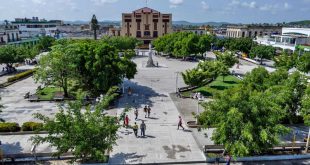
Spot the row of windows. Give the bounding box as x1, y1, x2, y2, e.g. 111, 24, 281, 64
23, 25, 57, 28
135, 31, 158, 38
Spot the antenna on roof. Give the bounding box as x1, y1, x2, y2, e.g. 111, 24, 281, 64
145, 0, 148, 7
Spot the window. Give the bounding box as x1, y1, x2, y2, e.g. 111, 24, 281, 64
153, 31, 158, 38
145, 25, 150, 30
154, 22, 157, 30
137, 22, 141, 30
137, 31, 141, 37
144, 31, 150, 36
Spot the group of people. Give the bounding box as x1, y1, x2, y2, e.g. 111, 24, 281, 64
133, 105, 151, 120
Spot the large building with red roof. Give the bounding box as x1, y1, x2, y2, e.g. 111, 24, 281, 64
120, 7, 172, 44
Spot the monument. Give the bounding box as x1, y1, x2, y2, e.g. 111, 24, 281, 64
146, 44, 156, 67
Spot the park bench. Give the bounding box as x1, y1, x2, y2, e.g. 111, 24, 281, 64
24, 92, 30, 99
53, 92, 64, 101
28, 94, 39, 102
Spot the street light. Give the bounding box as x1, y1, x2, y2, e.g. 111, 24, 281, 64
175, 72, 180, 94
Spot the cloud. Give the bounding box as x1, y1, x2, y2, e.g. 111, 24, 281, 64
90, 0, 119, 5
31, 0, 47, 5
230, 0, 257, 9
201, 1, 209, 10
169, 0, 183, 8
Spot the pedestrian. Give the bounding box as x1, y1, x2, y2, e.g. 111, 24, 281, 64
125, 115, 129, 128
134, 108, 138, 120
226, 154, 231, 165
128, 87, 132, 96
147, 105, 151, 118
144, 105, 148, 118
133, 122, 138, 137
140, 121, 146, 137
177, 116, 184, 130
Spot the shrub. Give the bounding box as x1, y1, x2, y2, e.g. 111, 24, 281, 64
22, 122, 44, 131
7, 69, 35, 83
0, 122, 21, 132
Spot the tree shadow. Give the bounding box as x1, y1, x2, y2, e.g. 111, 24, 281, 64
223, 80, 238, 84
117, 80, 168, 109
209, 85, 229, 91
2, 142, 23, 154
147, 117, 159, 120
109, 152, 146, 164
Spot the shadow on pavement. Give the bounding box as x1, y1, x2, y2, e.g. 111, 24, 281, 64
117, 80, 168, 109
109, 152, 146, 164
2, 142, 23, 154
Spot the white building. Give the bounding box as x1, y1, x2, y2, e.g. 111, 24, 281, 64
255, 28, 310, 52
11, 17, 63, 39
0, 25, 20, 45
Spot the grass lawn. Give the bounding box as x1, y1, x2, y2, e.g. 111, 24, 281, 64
182, 75, 241, 98
36, 87, 63, 100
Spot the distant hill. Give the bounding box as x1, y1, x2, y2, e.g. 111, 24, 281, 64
64, 20, 121, 26
287, 20, 310, 27
173, 21, 230, 27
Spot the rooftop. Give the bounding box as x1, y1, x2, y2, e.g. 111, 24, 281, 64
133, 7, 159, 14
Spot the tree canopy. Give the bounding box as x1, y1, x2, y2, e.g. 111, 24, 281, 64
31, 93, 119, 162
249, 45, 276, 64
35, 37, 138, 96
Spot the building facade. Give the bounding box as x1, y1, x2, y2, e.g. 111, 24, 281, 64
255, 27, 310, 52
0, 25, 21, 45
226, 25, 282, 38
120, 7, 172, 44
11, 17, 63, 39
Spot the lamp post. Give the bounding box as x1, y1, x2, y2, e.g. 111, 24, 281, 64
175, 72, 180, 94
306, 127, 310, 153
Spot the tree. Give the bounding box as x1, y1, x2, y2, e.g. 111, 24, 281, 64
36, 36, 56, 52
242, 67, 270, 91
91, 14, 99, 40
101, 36, 141, 50
199, 87, 289, 157
0, 45, 25, 71
228, 38, 254, 54
249, 45, 276, 65
31, 94, 120, 162
182, 68, 209, 87
301, 86, 310, 126
216, 62, 230, 82
274, 52, 298, 70
297, 52, 310, 73
34, 44, 79, 97
215, 51, 238, 68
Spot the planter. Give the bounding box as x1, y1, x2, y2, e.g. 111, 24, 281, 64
186, 121, 202, 128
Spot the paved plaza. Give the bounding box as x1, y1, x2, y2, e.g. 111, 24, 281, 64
1, 53, 309, 164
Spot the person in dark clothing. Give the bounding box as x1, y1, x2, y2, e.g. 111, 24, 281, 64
177, 116, 184, 130
140, 121, 146, 137
147, 105, 151, 118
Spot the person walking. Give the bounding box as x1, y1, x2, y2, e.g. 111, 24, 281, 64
226, 154, 231, 165
133, 122, 138, 137
140, 121, 146, 137
125, 115, 129, 128
134, 108, 138, 120
147, 106, 151, 118
144, 105, 148, 118
177, 116, 184, 130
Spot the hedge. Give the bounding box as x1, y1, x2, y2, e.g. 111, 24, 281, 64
0, 122, 21, 132
21, 122, 44, 131
7, 69, 35, 83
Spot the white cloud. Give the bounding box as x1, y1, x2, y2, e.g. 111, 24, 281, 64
31, 0, 47, 5
169, 0, 184, 8
284, 2, 290, 9
230, 0, 257, 9
90, 0, 119, 5
201, 1, 209, 10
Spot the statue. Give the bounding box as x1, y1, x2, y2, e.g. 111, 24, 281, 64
146, 43, 156, 67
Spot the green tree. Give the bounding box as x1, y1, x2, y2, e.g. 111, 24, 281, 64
182, 68, 208, 87
36, 36, 56, 52
274, 52, 298, 70
0, 45, 25, 70
301, 86, 310, 126
34, 44, 79, 97
242, 67, 270, 91
199, 87, 289, 157
101, 36, 140, 50
215, 51, 239, 68
297, 52, 310, 73
91, 14, 99, 40
249, 45, 276, 65
228, 38, 254, 54
31, 94, 119, 162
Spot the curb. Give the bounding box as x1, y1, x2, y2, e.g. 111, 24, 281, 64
0, 131, 48, 135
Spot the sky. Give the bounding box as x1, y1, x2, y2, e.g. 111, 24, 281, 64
0, 0, 309, 23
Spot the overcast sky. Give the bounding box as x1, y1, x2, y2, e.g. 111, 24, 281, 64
0, 0, 309, 23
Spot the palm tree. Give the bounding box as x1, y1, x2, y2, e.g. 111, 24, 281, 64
91, 14, 99, 40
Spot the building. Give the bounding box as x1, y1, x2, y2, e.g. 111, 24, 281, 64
255, 27, 310, 52
109, 27, 121, 36
11, 17, 63, 39
180, 28, 210, 35
120, 7, 172, 44
226, 25, 282, 38
0, 24, 21, 45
